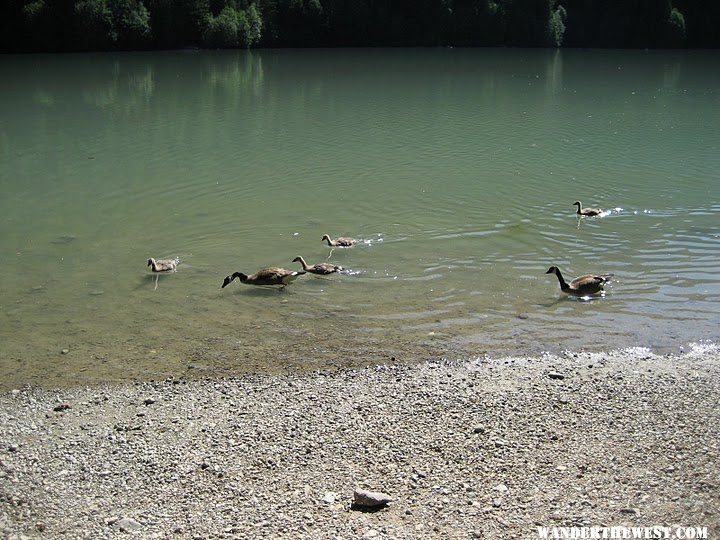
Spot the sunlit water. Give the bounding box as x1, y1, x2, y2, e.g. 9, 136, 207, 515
1, 48, 719, 388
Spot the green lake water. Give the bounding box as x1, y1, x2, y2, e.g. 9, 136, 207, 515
1, 48, 719, 388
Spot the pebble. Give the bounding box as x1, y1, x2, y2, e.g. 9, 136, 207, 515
114, 517, 142, 531
322, 492, 338, 504
620, 507, 638, 514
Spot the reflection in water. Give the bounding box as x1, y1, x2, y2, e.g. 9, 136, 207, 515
206, 51, 264, 98
0, 49, 718, 389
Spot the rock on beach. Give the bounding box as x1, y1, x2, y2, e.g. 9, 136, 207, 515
353, 488, 393, 508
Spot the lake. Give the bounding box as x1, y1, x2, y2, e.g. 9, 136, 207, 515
1, 48, 718, 389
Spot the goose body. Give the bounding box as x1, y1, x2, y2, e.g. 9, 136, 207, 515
292, 256, 343, 275
147, 257, 179, 272
321, 234, 355, 247
221, 267, 305, 288
546, 266, 613, 296
573, 201, 602, 217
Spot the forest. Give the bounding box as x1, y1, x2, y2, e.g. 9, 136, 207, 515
1, 0, 718, 53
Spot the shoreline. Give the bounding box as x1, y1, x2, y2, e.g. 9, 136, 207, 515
1, 347, 718, 539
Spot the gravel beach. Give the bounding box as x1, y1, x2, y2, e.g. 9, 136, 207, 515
1, 347, 719, 539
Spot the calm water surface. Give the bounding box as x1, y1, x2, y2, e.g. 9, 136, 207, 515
1, 48, 719, 388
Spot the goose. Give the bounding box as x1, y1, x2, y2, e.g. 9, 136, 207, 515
573, 201, 602, 217
221, 267, 306, 288
147, 257, 179, 272
292, 256, 343, 275
545, 266, 613, 296
321, 234, 355, 247
147, 257, 179, 290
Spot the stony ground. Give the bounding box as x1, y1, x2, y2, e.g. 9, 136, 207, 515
1, 347, 719, 539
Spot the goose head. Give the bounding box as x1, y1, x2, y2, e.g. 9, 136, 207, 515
221, 272, 246, 288
545, 266, 560, 276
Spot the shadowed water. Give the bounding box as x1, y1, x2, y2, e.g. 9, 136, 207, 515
1, 48, 719, 388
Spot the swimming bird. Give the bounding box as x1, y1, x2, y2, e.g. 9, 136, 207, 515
573, 201, 602, 217
292, 256, 343, 275
545, 266, 613, 296
321, 234, 355, 247
147, 257, 179, 272
147, 257, 179, 290
221, 267, 306, 288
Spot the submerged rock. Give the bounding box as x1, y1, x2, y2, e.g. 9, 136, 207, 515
51, 235, 77, 245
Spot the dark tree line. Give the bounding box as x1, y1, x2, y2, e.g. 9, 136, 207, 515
1, 0, 717, 53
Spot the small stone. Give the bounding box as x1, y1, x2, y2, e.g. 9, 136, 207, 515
548, 371, 565, 380
61, 349, 70, 355
322, 492, 338, 504
114, 517, 142, 531
620, 507, 638, 515
493, 484, 508, 492
353, 488, 393, 508
144, 398, 156, 406
53, 403, 71, 412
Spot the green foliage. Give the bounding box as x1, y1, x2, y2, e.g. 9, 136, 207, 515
244, 4, 262, 46
74, 0, 150, 49
23, 0, 47, 20
202, 3, 261, 48
75, 0, 115, 47
116, 0, 151, 46
203, 5, 241, 47
548, 4, 566, 47
3, 0, 720, 52
668, 7, 686, 47
306, 0, 322, 18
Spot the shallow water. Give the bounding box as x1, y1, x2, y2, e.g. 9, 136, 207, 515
1, 48, 719, 388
